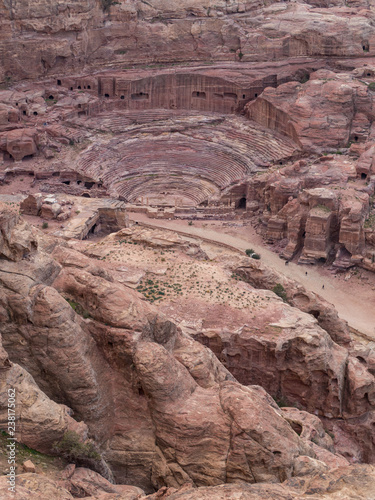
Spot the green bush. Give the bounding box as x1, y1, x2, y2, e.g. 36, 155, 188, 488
273, 395, 290, 408
42, 222, 48, 229
100, 0, 119, 12
245, 249, 255, 256
66, 298, 92, 319
251, 253, 261, 260
272, 283, 287, 302
53, 431, 101, 462
368, 82, 375, 91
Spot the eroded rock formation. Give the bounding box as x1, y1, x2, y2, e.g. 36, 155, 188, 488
1, 204, 375, 495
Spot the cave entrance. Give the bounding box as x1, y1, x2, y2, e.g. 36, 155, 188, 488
87, 223, 97, 237
192, 91, 206, 99
236, 197, 247, 209
361, 173, 367, 180
131, 92, 149, 100
309, 310, 320, 319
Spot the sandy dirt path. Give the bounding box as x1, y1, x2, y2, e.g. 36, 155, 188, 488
130, 214, 375, 338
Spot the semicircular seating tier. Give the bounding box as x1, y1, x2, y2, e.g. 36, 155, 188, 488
75, 111, 299, 206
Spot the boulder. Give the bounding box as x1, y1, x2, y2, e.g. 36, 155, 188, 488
0, 128, 38, 161
23, 460, 36, 473
20, 193, 43, 216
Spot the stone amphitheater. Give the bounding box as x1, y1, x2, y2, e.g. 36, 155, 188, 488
1, 64, 307, 211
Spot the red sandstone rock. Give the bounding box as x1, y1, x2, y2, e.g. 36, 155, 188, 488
68, 467, 144, 498
0, 0, 374, 83
145, 464, 375, 499
246, 70, 374, 153
0, 362, 88, 454
41, 202, 62, 219
20, 193, 43, 216
23, 460, 36, 473
0, 474, 74, 500
0, 208, 374, 491
134, 341, 318, 487
232, 255, 351, 345
0, 202, 37, 261
0, 128, 38, 161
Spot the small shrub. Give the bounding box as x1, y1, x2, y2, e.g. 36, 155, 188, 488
100, 0, 116, 12
272, 283, 287, 302
251, 253, 261, 260
245, 249, 255, 256
273, 395, 290, 408
66, 298, 92, 319
188, 220, 193, 226
315, 204, 331, 214
368, 82, 375, 91
53, 431, 100, 462
42, 222, 49, 229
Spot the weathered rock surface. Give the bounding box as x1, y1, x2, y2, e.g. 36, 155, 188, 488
144, 464, 375, 499
0, 473, 74, 500
22, 460, 36, 473
1, 0, 375, 83
243, 155, 374, 270
134, 341, 319, 487
0, 201, 374, 491
3, 464, 375, 499
0, 202, 37, 261
0, 362, 88, 454
0, 128, 39, 161
246, 69, 375, 153
3, 0, 375, 496
232, 255, 351, 345
67, 467, 144, 498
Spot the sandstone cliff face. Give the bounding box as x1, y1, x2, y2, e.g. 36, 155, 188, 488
244, 153, 374, 269
246, 69, 375, 153
1, 0, 375, 83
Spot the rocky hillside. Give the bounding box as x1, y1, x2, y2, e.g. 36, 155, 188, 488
1, 205, 375, 498
1, 0, 375, 83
